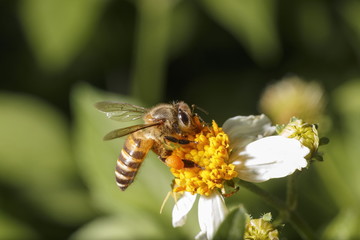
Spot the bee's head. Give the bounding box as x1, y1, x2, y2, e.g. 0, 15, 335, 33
146, 101, 203, 135
175, 102, 202, 134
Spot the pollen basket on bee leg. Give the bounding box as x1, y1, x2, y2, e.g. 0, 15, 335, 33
165, 155, 184, 169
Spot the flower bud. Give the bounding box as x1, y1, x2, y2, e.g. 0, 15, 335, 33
244, 213, 279, 240
259, 76, 326, 124
278, 118, 319, 158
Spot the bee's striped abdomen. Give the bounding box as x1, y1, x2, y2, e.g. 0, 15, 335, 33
115, 134, 154, 191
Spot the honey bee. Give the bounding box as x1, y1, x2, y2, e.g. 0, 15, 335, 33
95, 101, 204, 191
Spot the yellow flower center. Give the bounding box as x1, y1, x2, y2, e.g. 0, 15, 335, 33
170, 121, 238, 196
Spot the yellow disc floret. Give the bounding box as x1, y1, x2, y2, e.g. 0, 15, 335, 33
170, 121, 238, 196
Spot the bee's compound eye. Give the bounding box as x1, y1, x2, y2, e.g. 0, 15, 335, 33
178, 110, 190, 126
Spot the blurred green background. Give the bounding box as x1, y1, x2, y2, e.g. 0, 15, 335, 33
1, 0, 360, 239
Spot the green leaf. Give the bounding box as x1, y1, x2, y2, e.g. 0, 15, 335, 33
18, 0, 106, 72
333, 79, 360, 199
334, 79, 360, 115
71, 83, 173, 215
200, 0, 280, 66
0, 211, 37, 240
0, 92, 94, 224
70, 213, 167, 240
322, 207, 360, 240
340, 1, 360, 59
131, 0, 175, 104
297, 1, 332, 50
316, 79, 360, 209
168, 0, 198, 57
214, 205, 247, 240
0, 93, 70, 186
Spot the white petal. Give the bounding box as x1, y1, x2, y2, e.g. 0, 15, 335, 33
222, 114, 275, 151
196, 192, 227, 240
172, 192, 197, 227
195, 231, 207, 240
230, 136, 310, 182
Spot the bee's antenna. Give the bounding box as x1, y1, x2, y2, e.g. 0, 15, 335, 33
191, 104, 208, 115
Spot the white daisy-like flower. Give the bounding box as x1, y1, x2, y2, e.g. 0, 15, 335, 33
169, 114, 311, 239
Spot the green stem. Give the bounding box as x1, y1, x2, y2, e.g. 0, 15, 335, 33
235, 179, 316, 240
273, 172, 299, 228
131, 0, 174, 105
286, 171, 299, 211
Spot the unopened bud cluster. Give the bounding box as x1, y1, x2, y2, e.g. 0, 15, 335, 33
277, 117, 319, 158
244, 213, 279, 240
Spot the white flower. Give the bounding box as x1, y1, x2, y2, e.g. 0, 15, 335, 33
171, 114, 310, 239
172, 191, 227, 240
223, 114, 310, 182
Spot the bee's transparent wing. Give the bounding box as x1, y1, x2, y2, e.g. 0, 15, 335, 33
103, 123, 160, 140
95, 101, 148, 121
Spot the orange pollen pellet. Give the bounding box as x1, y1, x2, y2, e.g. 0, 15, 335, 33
165, 155, 184, 169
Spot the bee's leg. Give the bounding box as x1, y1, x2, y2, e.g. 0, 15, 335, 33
182, 159, 200, 168
159, 156, 183, 169
154, 140, 199, 169
221, 184, 240, 198
164, 136, 196, 144
159, 156, 201, 169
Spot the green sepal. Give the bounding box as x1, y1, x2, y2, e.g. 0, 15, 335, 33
289, 116, 300, 122
319, 137, 330, 146
213, 205, 247, 240
262, 212, 273, 222
311, 153, 324, 162
275, 124, 286, 134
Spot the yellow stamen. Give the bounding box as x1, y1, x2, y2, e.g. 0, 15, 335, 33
170, 121, 238, 196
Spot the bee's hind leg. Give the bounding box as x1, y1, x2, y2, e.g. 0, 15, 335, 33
159, 156, 201, 169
